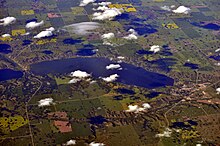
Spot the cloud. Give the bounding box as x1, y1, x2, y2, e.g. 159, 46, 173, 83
216, 88, 220, 94
89, 142, 105, 146
65, 139, 76, 145
215, 48, 220, 53
93, 8, 122, 20
26, 20, 44, 29
97, 2, 111, 6
106, 64, 121, 70
38, 98, 54, 107
125, 103, 151, 113
34, 27, 55, 39
70, 70, 91, 78
80, 0, 96, 6
68, 78, 81, 84
0, 17, 16, 26
94, 6, 109, 11
101, 74, 119, 82
101, 33, 115, 39
161, 6, 171, 11
156, 128, 172, 137
117, 56, 125, 59
149, 45, 161, 53
196, 144, 202, 146
123, 29, 138, 40
172, 6, 191, 14
63, 22, 100, 35
1, 34, 11, 37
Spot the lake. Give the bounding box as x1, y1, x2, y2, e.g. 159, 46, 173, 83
0, 69, 23, 81
30, 57, 174, 89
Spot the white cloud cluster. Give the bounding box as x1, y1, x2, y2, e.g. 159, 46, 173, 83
38, 98, 54, 107
106, 64, 121, 70
172, 6, 191, 14
125, 103, 151, 113
149, 45, 161, 53
65, 139, 76, 145
93, 8, 122, 20
97, 2, 111, 6
216, 88, 220, 94
26, 20, 44, 29
80, 0, 96, 6
101, 74, 119, 82
161, 6, 171, 11
63, 22, 100, 35
89, 142, 105, 146
123, 29, 138, 40
156, 128, 172, 137
0, 17, 16, 26
69, 70, 91, 84
34, 27, 55, 39
215, 48, 220, 53
1, 34, 11, 37
101, 32, 115, 39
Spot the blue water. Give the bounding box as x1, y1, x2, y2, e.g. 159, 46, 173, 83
42, 50, 53, 55
0, 44, 12, 54
0, 69, 23, 81
22, 40, 32, 46
192, 22, 220, 30
116, 88, 135, 95
30, 57, 174, 89
113, 95, 123, 100
63, 38, 83, 45
136, 49, 153, 55
76, 44, 96, 56
89, 116, 107, 125
184, 62, 199, 69
209, 55, 220, 61
171, 122, 191, 129
26, 18, 37, 24
145, 92, 161, 99
134, 26, 158, 35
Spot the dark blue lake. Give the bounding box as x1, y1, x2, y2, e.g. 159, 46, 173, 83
0, 69, 23, 81
30, 57, 174, 89
209, 55, 220, 61
147, 58, 176, 72
145, 92, 161, 99
89, 116, 107, 125
63, 38, 83, 45
184, 62, 199, 69
192, 22, 220, 30
0, 44, 12, 54
42, 50, 53, 55
22, 40, 32, 46
116, 88, 135, 95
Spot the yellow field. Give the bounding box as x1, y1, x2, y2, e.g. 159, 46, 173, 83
21, 10, 35, 15
12, 29, 26, 36
108, 4, 136, 12
36, 38, 57, 45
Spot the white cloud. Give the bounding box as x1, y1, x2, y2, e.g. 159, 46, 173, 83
89, 142, 105, 146
123, 29, 138, 40
101, 74, 119, 82
93, 8, 122, 20
97, 2, 111, 6
161, 6, 171, 11
63, 22, 100, 35
101, 33, 115, 39
1, 34, 11, 37
196, 144, 202, 146
38, 98, 54, 107
106, 64, 121, 70
0, 17, 16, 26
149, 45, 161, 53
215, 48, 220, 53
70, 70, 91, 78
216, 88, 220, 94
26, 20, 44, 29
172, 6, 191, 14
80, 0, 96, 6
117, 56, 125, 59
68, 78, 81, 84
65, 139, 76, 145
125, 103, 151, 113
34, 27, 55, 39
156, 128, 172, 137
94, 6, 109, 11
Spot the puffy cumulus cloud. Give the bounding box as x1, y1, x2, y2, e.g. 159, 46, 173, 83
64, 139, 76, 145
34, 27, 55, 39
97, 2, 111, 6
156, 128, 172, 137
38, 98, 54, 107
172, 6, 191, 14
125, 103, 151, 113
106, 64, 121, 70
0, 17, 16, 26
101, 32, 115, 39
68, 78, 81, 84
89, 142, 105, 146
1, 34, 11, 37
123, 29, 138, 40
80, 0, 96, 6
149, 45, 161, 53
93, 8, 122, 20
70, 70, 91, 78
26, 20, 44, 29
101, 74, 119, 82
196, 144, 202, 146
216, 88, 220, 94
94, 5, 109, 11
63, 22, 100, 35
215, 48, 220, 53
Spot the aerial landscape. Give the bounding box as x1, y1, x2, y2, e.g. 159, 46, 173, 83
0, 0, 220, 145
